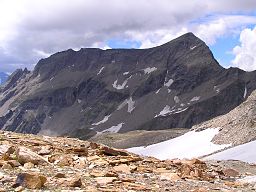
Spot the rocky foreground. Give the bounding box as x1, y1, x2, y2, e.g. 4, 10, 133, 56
0, 131, 256, 191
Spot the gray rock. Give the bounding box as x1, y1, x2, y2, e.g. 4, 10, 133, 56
0, 32, 256, 139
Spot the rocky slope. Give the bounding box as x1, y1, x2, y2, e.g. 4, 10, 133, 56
1, 32, 256, 139
1, 130, 256, 191
193, 89, 256, 146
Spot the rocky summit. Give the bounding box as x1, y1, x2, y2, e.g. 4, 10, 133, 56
1, 32, 256, 139
0, 130, 256, 191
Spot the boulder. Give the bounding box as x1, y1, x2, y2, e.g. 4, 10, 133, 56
95, 177, 117, 185
100, 146, 129, 156
113, 164, 131, 174
15, 147, 48, 165
14, 173, 47, 189
223, 168, 240, 177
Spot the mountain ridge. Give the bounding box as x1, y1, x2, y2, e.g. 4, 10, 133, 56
0, 32, 256, 139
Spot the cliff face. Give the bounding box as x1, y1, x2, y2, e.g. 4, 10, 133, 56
0, 33, 256, 139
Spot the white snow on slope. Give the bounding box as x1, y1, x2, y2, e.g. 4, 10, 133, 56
92, 115, 111, 126
155, 105, 189, 117
190, 45, 197, 50
112, 79, 128, 90
143, 67, 157, 74
117, 97, 135, 113
205, 140, 256, 163
155, 89, 161, 94
244, 86, 247, 98
174, 96, 180, 103
173, 107, 188, 114
123, 72, 129, 75
164, 79, 174, 87
97, 67, 104, 75
127, 97, 135, 113
214, 86, 220, 93
190, 96, 200, 102
155, 105, 173, 117
102, 123, 124, 133
127, 128, 230, 160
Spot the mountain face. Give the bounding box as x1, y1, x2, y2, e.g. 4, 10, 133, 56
0, 72, 9, 85
0, 32, 256, 139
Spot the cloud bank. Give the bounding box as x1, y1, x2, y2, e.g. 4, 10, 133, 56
0, 0, 256, 72
232, 27, 256, 71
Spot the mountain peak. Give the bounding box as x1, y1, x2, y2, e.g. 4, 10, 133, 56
167, 32, 203, 46
0, 32, 255, 141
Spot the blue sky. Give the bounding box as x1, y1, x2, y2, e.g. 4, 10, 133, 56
0, 0, 256, 72
209, 35, 238, 68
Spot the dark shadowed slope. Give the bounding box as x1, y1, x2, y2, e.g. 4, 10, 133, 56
0, 32, 256, 139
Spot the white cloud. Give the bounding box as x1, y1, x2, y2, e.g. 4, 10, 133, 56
127, 15, 256, 48
195, 15, 256, 45
0, 0, 256, 72
231, 26, 256, 71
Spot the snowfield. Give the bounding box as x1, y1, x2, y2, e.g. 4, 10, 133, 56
127, 128, 230, 160
205, 140, 256, 163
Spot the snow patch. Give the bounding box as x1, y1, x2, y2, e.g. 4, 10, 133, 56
173, 107, 188, 114
127, 97, 135, 113
205, 140, 256, 163
92, 115, 111, 126
238, 176, 256, 184
190, 96, 200, 102
156, 105, 172, 117
174, 96, 180, 103
190, 45, 197, 50
123, 72, 129, 75
117, 97, 135, 113
214, 86, 220, 93
155, 89, 161, 94
143, 67, 157, 74
127, 128, 230, 160
102, 123, 124, 133
155, 105, 188, 117
113, 79, 128, 90
97, 67, 104, 75
244, 86, 247, 98
164, 79, 174, 87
